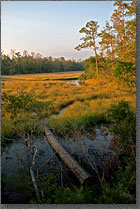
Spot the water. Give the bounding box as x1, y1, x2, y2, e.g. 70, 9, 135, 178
1, 136, 60, 177
1, 125, 115, 203
66, 79, 80, 86
50, 106, 68, 119
59, 107, 68, 115
2, 125, 115, 178
59, 125, 115, 169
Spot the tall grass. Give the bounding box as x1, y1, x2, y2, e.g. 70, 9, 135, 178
1, 73, 136, 140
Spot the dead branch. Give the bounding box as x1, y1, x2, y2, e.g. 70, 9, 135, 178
80, 140, 103, 187
29, 145, 40, 200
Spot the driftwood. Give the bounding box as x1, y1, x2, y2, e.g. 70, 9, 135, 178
29, 145, 40, 200
41, 120, 91, 185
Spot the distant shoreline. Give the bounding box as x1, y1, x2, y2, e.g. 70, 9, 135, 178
1, 71, 84, 77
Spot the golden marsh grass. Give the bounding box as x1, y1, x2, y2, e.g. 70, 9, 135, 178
1, 72, 136, 138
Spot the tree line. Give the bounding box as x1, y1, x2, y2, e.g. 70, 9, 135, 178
75, 0, 136, 86
2, 0, 136, 87
1, 50, 84, 75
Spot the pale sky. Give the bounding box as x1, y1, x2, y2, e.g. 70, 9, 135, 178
1, 1, 115, 60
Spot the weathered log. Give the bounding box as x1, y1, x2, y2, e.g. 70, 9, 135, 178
41, 120, 91, 185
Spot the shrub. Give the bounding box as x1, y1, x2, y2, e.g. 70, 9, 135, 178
98, 101, 136, 204
113, 61, 136, 87
2, 171, 95, 204
107, 101, 136, 147
98, 156, 136, 204
30, 174, 95, 204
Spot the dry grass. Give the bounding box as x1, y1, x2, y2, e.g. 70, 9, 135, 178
1, 72, 82, 81
1, 72, 136, 139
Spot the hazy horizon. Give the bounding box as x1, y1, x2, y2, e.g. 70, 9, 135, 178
2, 1, 115, 60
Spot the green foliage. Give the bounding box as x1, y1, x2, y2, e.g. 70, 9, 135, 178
98, 156, 136, 204
1, 88, 52, 144
75, 0, 136, 81
2, 171, 95, 204
2, 93, 34, 114
84, 57, 97, 78
1, 50, 84, 75
98, 100, 136, 204
107, 100, 136, 147
48, 113, 106, 138
1, 0, 136, 203
2, 89, 52, 117
75, 21, 99, 74
2, 84, 53, 116
1, 112, 44, 139
114, 61, 136, 87
2, 170, 34, 199
79, 73, 87, 81
111, 1, 136, 62
30, 174, 95, 204
79, 57, 97, 79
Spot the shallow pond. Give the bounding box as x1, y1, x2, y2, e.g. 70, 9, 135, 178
2, 124, 116, 203
2, 125, 115, 178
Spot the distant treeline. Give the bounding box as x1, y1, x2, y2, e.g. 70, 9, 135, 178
1, 50, 84, 75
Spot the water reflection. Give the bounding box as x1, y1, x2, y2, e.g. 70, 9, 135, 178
2, 125, 115, 177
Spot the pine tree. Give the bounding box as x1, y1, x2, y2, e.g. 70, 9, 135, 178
75, 20, 99, 76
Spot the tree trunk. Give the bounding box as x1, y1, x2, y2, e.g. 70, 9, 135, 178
123, 32, 126, 61
111, 39, 114, 72
93, 43, 98, 76
41, 120, 91, 185
122, 18, 126, 61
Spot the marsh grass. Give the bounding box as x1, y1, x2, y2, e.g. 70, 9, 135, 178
1, 72, 136, 204
1, 72, 82, 82
1, 73, 135, 141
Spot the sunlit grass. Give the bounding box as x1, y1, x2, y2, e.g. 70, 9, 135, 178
1, 72, 82, 81
1, 73, 136, 139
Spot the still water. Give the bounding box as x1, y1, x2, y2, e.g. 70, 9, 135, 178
2, 125, 115, 177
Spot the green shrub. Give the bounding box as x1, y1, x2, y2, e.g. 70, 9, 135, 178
113, 61, 136, 87
98, 158, 136, 204
97, 101, 136, 204
107, 101, 136, 147
30, 174, 95, 204
2, 171, 95, 204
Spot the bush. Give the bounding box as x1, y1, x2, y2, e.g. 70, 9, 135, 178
30, 174, 95, 204
1, 89, 52, 146
2, 171, 95, 204
113, 61, 136, 87
98, 155, 136, 204
107, 101, 136, 147
97, 101, 136, 204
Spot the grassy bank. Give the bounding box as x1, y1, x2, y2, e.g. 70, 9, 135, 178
1, 72, 136, 204
1, 73, 135, 140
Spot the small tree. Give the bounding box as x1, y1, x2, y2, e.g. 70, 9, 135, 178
111, 0, 129, 61
99, 21, 116, 71
75, 20, 99, 76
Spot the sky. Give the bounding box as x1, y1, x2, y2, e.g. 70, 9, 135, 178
1, 1, 115, 60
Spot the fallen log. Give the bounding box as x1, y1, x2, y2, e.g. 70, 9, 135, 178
41, 120, 91, 185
